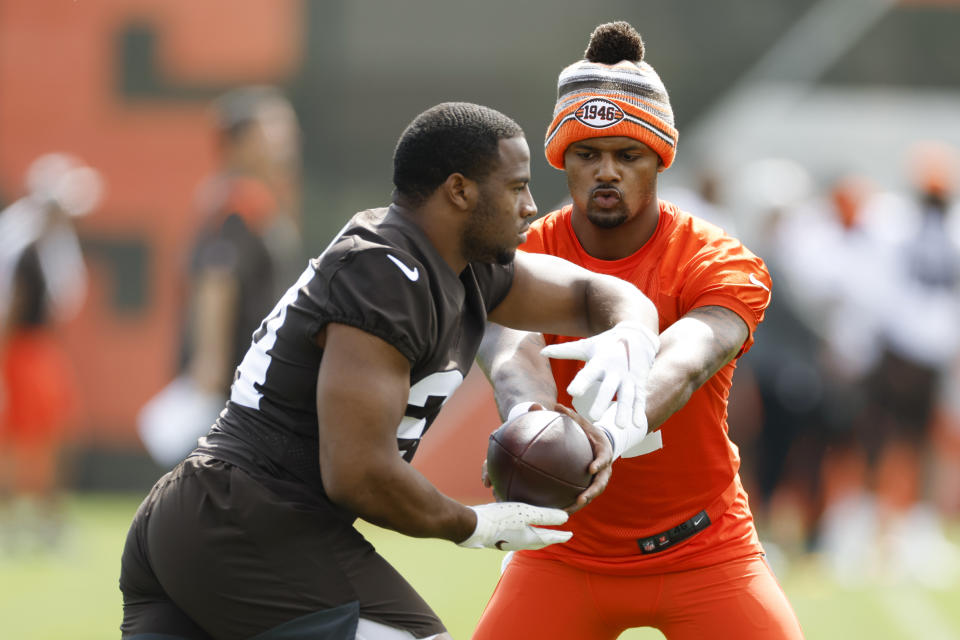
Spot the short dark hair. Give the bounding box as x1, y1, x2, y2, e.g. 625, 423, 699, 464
393, 102, 524, 203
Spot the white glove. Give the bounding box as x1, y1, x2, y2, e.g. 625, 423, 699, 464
505, 401, 538, 422
540, 320, 659, 429
458, 502, 572, 551
596, 403, 649, 460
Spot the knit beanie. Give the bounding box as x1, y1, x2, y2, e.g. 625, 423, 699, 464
544, 22, 677, 170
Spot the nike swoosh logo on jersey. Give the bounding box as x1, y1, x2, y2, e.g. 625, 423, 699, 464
748, 273, 770, 292
387, 254, 419, 281
495, 540, 509, 550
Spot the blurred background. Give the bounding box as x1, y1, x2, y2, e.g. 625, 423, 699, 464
2, 0, 960, 637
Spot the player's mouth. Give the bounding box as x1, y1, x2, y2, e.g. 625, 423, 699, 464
518, 224, 530, 242
591, 187, 622, 209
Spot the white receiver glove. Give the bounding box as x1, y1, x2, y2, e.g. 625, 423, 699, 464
596, 403, 649, 461
540, 320, 659, 429
458, 502, 572, 551
505, 401, 538, 422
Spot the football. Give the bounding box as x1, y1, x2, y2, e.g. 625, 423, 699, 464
486, 409, 595, 509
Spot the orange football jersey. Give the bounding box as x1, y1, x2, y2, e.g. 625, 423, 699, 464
523, 201, 771, 575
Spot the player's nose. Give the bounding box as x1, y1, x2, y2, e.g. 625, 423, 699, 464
520, 189, 537, 220
595, 153, 620, 183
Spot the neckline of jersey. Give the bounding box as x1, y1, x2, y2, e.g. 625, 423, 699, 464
384, 204, 464, 285
560, 202, 669, 273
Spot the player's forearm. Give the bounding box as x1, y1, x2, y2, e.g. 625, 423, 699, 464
491, 252, 657, 338
189, 268, 238, 393
477, 323, 557, 420
644, 354, 702, 431
316, 323, 479, 543
582, 273, 658, 336
323, 454, 476, 543
645, 306, 746, 430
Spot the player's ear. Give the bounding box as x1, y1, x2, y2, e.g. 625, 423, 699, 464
443, 172, 478, 211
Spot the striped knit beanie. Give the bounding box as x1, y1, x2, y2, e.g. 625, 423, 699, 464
544, 22, 677, 170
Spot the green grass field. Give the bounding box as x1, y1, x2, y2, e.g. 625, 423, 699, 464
2, 494, 958, 639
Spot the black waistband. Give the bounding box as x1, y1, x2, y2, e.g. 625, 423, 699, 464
637, 509, 711, 554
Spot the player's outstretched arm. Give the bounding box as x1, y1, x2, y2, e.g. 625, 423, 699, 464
644, 305, 748, 433
488, 251, 660, 430
316, 322, 569, 549
317, 322, 474, 542
476, 323, 556, 419
488, 251, 657, 338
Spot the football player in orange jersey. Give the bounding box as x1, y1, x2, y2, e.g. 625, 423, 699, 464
474, 22, 804, 640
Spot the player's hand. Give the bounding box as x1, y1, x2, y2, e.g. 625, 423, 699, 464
458, 502, 572, 551
540, 320, 659, 429
482, 401, 547, 489
595, 402, 650, 461
553, 404, 612, 514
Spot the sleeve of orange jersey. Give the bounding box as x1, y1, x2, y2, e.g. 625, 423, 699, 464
680, 236, 771, 357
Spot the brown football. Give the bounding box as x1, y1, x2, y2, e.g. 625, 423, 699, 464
486, 409, 595, 509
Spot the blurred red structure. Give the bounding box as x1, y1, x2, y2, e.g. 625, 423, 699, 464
0, 0, 302, 447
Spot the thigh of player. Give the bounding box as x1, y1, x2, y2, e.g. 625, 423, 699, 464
657, 553, 804, 640
121, 456, 446, 639
472, 551, 643, 640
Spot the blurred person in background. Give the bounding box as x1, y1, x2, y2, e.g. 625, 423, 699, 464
0, 152, 102, 552
933, 344, 960, 522
775, 143, 960, 587
930, 148, 960, 520
138, 86, 303, 468
723, 158, 827, 564
474, 23, 803, 640
763, 168, 891, 573
844, 141, 960, 587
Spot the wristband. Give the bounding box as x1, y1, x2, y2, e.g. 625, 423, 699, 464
506, 401, 538, 422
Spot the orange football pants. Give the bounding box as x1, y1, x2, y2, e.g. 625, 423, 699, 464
473, 551, 803, 640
